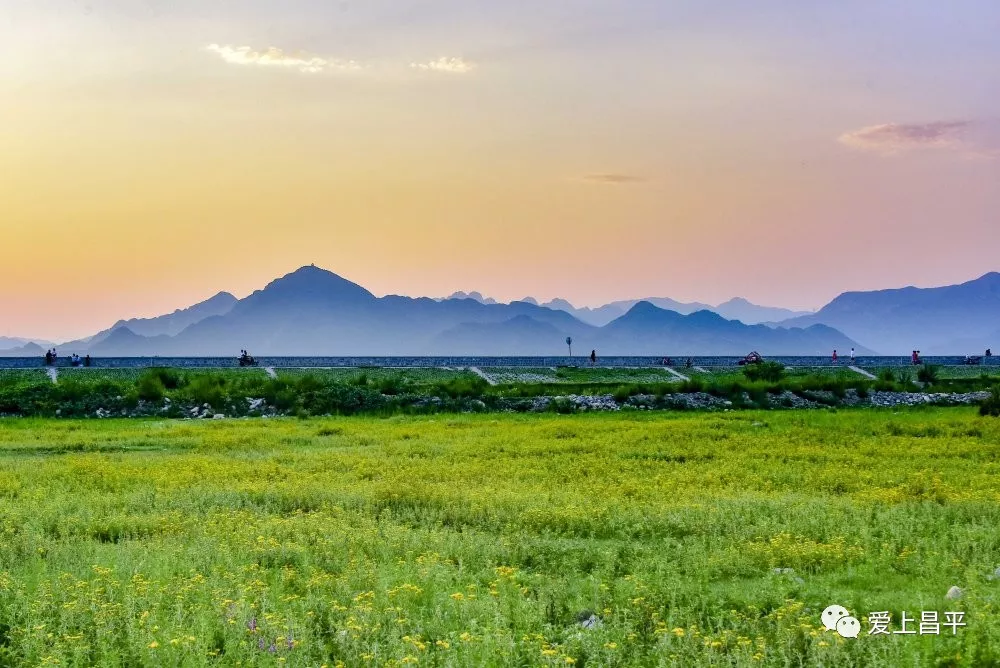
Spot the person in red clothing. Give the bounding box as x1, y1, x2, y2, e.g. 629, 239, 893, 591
832, 349, 838, 364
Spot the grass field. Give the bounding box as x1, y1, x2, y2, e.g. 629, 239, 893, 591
275, 368, 476, 385
1, 410, 999, 666
481, 368, 679, 385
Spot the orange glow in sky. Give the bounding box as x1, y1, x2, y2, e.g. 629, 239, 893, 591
2, 1, 998, 341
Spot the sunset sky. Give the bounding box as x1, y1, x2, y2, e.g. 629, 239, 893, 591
2, 0, 999, 341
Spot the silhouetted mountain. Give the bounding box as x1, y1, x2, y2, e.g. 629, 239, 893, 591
780, 272, 1000, 354
109, 292, 237, 338
443, 291, 498, 305
594, 302, 869, 355
713, 298, 812, 325
86, 327, 174, 356
54, 265, 865, 356
56, 291, 237, 352
524, 296, 810, 326
0, 342, 45, 357
431, 315, 568, 354
0, 336, 56, 349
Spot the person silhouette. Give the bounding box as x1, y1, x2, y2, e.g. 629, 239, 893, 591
589, 350, 597, 366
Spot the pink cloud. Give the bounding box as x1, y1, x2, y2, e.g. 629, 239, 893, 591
838, 121, 971, 155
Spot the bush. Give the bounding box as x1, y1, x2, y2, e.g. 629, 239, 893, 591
143, 368, 182, 390
136, 374, 166, 402
981, 387, 1000, 417
917, 365, 940, 384
678, 378, 705, 393
612, 385, 632, 403
182, 375, 227, 409
433, 377, 488, 399
378, 376, 405, 395
743, 361, 786, 383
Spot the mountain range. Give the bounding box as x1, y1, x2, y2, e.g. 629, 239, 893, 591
779, 272, 1000, 355
0, 266, 867, 356
446, 293, 811, 326
1, 267, 996, 356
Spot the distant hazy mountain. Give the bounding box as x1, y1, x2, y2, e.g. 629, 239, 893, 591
432, 315, 569, 354
111, 291, 237, 337
0, 342, 45, 357
46, 265, 862, 356
54, 291, 238, 353
0, 336, 55, 350
519, 296, 810, 327
85, 327, 174, 356
443, 291, 498, 305
779, 272, 1000, 354
594, 302, 868, 355
713, 298, 812, 325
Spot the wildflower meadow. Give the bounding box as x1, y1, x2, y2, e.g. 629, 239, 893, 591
0, 410, 998, 666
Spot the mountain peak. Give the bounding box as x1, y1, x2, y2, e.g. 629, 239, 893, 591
446, 291, 498, 305
246, 266, 376, 308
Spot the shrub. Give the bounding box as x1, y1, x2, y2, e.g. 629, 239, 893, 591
433, 377, 488, 399
743, 361, 786, 383
612, 385, 632, 403
678, 378, 705, 393
144, 368, 182, 390
378, 376, 405, 396
136, 374, 166, 402
549, 397, 576, 414
878, 369, 895, 383
183, 375, 227, 409
981, 386, 1000, 417
917, 365, 940, 384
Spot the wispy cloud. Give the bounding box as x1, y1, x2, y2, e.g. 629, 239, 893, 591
838, 121, 972, 155
409, 57, 476, 74
206, 44, 362, 74
582, 173, 646, 185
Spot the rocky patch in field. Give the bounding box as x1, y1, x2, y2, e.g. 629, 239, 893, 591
867, 391, 990, 408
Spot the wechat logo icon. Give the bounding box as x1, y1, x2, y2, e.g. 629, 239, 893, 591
822, 604, 861, 638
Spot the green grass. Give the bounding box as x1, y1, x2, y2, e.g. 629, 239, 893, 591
1, 367, 996, 418
0, 369, 51, 390
276, 368, 477, 385
0, 410, 999, 666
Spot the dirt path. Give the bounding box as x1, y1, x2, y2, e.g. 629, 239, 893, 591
46, 368, 58, 384
663, 367, 689, 382
264, 367, 277, 379
849, 366, 877, 380
468, 367, 496, 386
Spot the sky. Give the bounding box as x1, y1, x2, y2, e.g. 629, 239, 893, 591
2, 0, 999, 341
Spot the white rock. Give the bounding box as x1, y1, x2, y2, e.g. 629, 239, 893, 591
213, 414, 226, 420
946, 586, 963, 600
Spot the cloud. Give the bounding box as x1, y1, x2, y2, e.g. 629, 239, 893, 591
206, 44, 362, 74
582, 173, 646, 185
838, 121, 972, 155
409, 57, 476, 74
